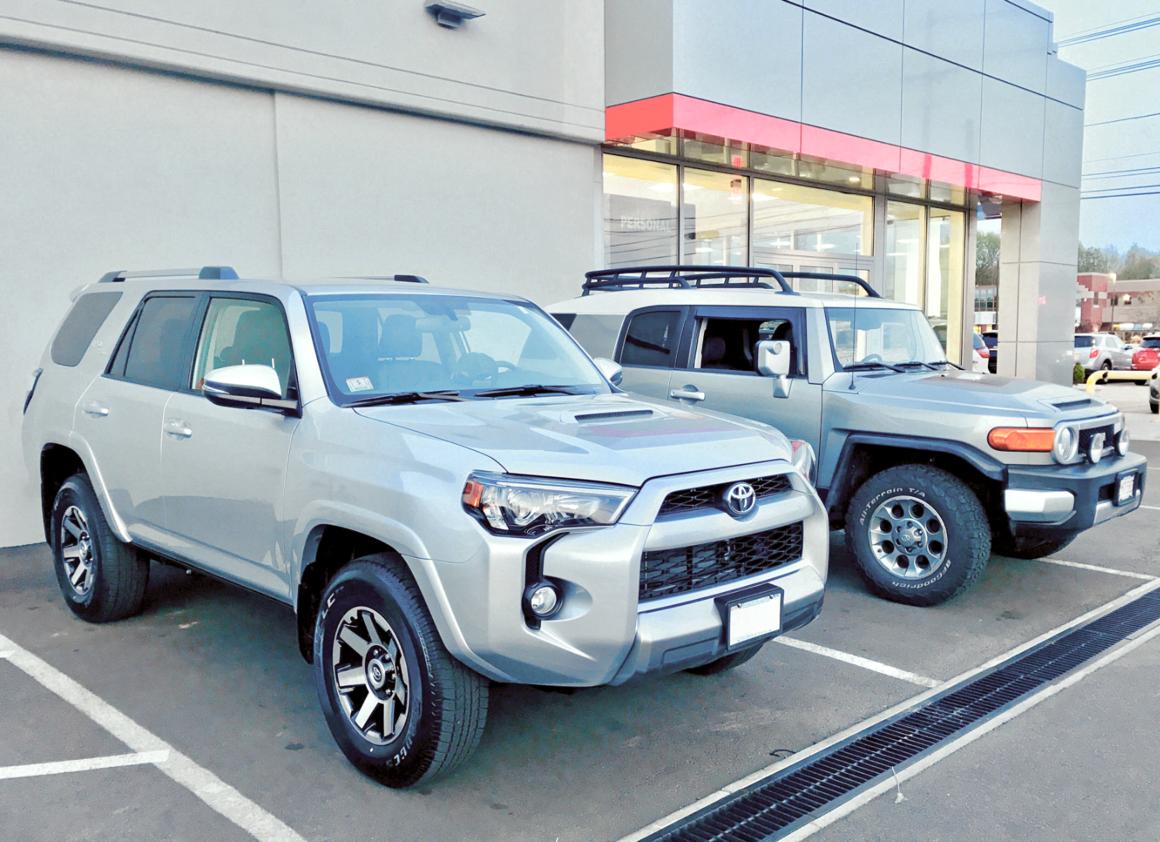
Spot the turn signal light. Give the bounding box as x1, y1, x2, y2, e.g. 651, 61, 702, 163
988, 427, 1055, 452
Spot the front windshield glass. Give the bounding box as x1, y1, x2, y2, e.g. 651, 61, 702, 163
826, 306, 948, 368
308, 293, 608, 402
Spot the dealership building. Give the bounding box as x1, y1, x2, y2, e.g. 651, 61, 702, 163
0, 0, 1084, 547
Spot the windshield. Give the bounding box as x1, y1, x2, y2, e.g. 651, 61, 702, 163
826, 306, 948, 368
308, 293, 608, 403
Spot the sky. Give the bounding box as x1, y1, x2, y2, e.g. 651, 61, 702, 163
1042, 0, 1160, 251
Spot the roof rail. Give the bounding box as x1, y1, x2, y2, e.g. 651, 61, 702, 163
582, 265, 796, 296
778, 271, 881, 298
339, 275, 430, 284
98, 266, 238, 283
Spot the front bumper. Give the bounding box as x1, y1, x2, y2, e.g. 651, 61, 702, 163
414, 461, 829, 687
1004, 451, 1147, 535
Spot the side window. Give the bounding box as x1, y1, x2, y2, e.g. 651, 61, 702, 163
552, 313, 576, 329
621, 310, 682, 368
51, 291, 122, 367
695, 315, 800, 375
192, 298, 294, 398
120, 295, 200, 390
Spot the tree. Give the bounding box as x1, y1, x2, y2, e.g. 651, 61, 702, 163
976, 231, 1000, 287
1078, 242, 1119, 273
1118, 244, 1160, 280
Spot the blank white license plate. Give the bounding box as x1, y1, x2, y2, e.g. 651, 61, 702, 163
727, 593, 782, 648
1117, 474, 1136, 505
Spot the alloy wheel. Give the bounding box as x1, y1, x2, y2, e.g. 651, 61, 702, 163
867, 495, 948, 581
59, 505, 95, 597
331, 606, 410, 745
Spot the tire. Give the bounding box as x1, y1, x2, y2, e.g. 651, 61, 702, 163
1150, 401, 1158, 415
685, 642, 764, 675
993, 532, 1075, 560
51, 474, 149, 622
1101, 359, 1112, 371
844, 465, 990, 606
313, 554, 488, 787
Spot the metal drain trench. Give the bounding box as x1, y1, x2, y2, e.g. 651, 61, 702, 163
645, 588, 1160, 842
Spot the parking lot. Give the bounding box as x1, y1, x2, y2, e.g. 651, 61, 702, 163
2, 384, 1158, 842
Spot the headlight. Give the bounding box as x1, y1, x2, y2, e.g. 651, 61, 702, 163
1052, 425, 1079, 464
462, 472, 636, 536
790, 440, 817, 486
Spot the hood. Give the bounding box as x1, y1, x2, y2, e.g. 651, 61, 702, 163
355, 393, 791, 486
846, 370, 1112, 420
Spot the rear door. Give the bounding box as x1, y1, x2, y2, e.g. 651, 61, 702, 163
76, 292, 201, 544
612, 307, 689, 402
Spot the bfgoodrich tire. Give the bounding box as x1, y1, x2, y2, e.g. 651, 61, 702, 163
313, 554, 488, 788
51, 474, 149, 622
685, 642, 764, 675
845, 465, 990, 606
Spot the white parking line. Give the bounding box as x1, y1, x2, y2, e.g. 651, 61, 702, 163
1140, 504, 1160, 511
773, 637, 940, 688
0, 632, 306, 842
620, 576, 1160, 842
1036, 557, 1157, 580
0, 751, 169, 781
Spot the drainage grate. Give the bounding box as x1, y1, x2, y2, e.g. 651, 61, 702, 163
646, 588, 1160, 842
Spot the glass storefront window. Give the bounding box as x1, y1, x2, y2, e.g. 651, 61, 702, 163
603, 154, 679, 267
926, 207, 966, 360
798, 158, 874, 190
884, 202, 924, 306
682, 167, 748, 265
682, 135, 748, 169
752, 180, 872, 261
749, 147, 797, 178
608, 132, 678, 157
886, 174, 926, 199
930, 182, 966, 205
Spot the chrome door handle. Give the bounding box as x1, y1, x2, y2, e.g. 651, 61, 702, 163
669, 386, 706, 402
165, 419, 193, 439
83, 402, 109, 418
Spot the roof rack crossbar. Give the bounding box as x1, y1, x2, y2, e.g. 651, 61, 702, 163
338, 274, 430, 284
777, 271, 882, 298
98, 266, 239, 283
582, 265, 796, 295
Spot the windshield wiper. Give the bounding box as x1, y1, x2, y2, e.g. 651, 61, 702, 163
929, 359, 965, 371
895, 361, 941, 371
472, 384, 586, 399
346, 390, 465, 407
844, 361, 905, 373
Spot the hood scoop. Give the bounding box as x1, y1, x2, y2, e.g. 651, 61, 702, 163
1048, 397, 1095, 412
570, 408, 656, 424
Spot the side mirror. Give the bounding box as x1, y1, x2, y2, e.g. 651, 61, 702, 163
756, 340, 792, 378
204, 364, 297, 413
593, 357, 623, 387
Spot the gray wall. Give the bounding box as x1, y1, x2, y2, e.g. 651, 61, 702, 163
0, 46, 602, 548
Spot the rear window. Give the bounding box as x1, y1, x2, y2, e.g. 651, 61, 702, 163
1074, 336, 1093, 348
1142, 338, 1160, 349
621, 310, 681, 368
50, 292, 122, 367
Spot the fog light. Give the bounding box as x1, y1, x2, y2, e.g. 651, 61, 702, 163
1088, 432, 1106, 464
525, 582, 561, 619
1117, 428, 1131, 457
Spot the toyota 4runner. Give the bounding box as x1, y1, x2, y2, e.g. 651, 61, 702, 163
23, 266, 828, 786
549, 266, 1146, 607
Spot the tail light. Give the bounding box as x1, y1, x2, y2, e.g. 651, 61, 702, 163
977, 347, 990, 359
1089, 348, 1099, 359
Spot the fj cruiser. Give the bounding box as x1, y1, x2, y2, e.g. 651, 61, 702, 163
549, 266, 1146, 606
23, 266, 828, 786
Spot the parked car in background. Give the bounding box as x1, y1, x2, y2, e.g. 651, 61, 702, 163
1075, 333, 1133, 372
1151, 376, 1159, 414
1131, 335, 1160, 371
24, 266, 829, 786
970, 333, 990, 374
551, 266, 1146, 608
982, 330, 999, 374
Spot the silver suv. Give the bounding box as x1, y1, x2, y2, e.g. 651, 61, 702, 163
550, 266, 1146, 606
1074, 333, 1133, 373
23, 266, 828, 786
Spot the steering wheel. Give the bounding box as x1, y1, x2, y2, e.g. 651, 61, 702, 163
451, 352, 500, 386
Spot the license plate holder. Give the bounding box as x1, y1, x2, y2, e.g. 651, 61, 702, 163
1116, 471, 1139, 506
716, 584, 783, 650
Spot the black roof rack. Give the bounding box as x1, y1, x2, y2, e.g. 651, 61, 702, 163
339, 274, 429, 284
582, 265, 796, 296
581, 265, 881, 298
98, 266, 238, 283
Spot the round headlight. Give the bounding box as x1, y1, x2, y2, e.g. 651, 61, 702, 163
1088, 432, 1105, 464
1117, 428, 1131, 457
1053, 426, 1078, 463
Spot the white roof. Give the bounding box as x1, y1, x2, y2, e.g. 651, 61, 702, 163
547, 286, 921, 315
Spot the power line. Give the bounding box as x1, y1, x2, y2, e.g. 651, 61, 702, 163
1089, 54, 1160, 81
1056, 12, 1160, 46
1081, 189, 1160, 200
1086, 110, 1160, 128
1083, 166, 1160, 179
1083, 182, 1160, 193
1085, 149, 1160, 164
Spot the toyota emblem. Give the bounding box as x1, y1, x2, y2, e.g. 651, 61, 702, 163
723, 482, 757, 518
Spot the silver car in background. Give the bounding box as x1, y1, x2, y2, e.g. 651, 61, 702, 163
1075, 333, 1133, 372
23, 266, 828, 787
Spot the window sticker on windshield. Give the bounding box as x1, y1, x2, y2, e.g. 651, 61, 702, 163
346, 376, 374, 392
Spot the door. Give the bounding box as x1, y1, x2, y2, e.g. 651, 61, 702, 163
76, 293, 202, 543
160, 294, 300, 599
667, 306, 823, 449
613, 307, 688, 402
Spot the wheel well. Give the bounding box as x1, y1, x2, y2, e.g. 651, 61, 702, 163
296, 526, 398, 663
40, 444, 86, 543
826, 444, 1003, 527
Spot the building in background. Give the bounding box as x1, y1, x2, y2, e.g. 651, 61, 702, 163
0, 1, 1086, 547
1077, 273, 1160, 335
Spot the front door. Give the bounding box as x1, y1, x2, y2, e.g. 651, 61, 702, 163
667, 306, 824, 450
160, 294, 300, 600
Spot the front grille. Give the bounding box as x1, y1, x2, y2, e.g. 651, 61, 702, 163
639, 522, 803, 601
1079, 422, 1115, 459
658, 474, 793, 517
